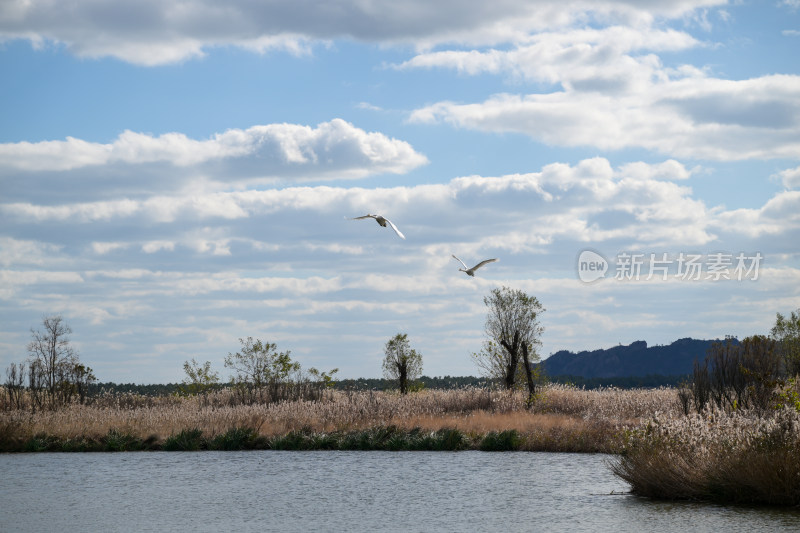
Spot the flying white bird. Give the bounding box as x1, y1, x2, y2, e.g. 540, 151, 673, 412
350, 214, 405, 239
452, 255, 498, 277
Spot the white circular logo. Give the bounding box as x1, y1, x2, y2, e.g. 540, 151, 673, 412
577, 249, 608, 283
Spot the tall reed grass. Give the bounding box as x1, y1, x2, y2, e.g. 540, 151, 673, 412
0, 385, 671, 453
610, 406, 800, 506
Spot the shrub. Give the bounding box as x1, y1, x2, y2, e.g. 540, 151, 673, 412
269, 429, 315, 450
480, 429, 523, 451
163, 428, 205, 451
24, 433, 60, 452
103, 429, 143, 452
209, 427, 259, 450
431, 428, 470, 451
692, 336, 783, 412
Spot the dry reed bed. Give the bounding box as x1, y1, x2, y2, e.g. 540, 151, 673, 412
611, 407, 800, 505
0, 385, 679, 451
537, 384, 681, 422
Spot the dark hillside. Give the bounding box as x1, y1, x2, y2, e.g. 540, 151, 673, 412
541, 338, 728, 379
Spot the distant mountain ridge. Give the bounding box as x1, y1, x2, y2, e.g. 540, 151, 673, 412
540, 338, 727, 379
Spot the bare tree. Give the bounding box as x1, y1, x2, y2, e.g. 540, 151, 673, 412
27, 315, 94, 409
472, 286, 545, 394
3, 362, 26, 410
691, 358, 711, 411
693, 336, 782, 412
28, 359, 46, 410
382, 333, 423, 394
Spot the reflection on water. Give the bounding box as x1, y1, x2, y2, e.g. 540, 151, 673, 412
1, 451, 798, 532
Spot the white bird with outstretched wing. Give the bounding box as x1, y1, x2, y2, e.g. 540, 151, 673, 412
350, 214, 405, 239
452, 255, 498, 277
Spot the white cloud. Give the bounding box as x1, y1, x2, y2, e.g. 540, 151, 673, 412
92, 242, 129, 255
357, 102, 383, 111
172, 274, 344, 297
141, 241, 175, 254
774, 165, 800, 189
393, 10, 800, 164
711, 190, 800, 238
0, 269, 84, 286
0, 119, 428, 181
395, 26, 700, 93
1, 158, 718, 252
0, 0, 727, 65
2, 199, 141, 223
84, 269, 156, 280
618, 160, 693, 181
10, 157, 794, 268
761, 190, 800, 220
410, 74, 800, 161
0, 237, 62, 266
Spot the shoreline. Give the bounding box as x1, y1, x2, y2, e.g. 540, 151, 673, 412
4, 423, 619, 454
4, 385, 799, 506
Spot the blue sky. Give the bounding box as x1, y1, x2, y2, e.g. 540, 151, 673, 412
1, 0, 799, 383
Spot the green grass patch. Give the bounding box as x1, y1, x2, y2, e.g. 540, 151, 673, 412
103, 429, 145, 452
209, 427, 260, 450
163, 428, 206, 451
9, 426, 520, 453
23, 433, 60, 452
480, 430, 524, 451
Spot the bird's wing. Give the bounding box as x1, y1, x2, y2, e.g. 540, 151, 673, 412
350, 214, 374, 220
472, 258, 499, 270
451, 255, 468, 269
385, 218, 405, 239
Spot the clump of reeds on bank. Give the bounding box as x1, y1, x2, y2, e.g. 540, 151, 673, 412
0, 384, 679, 454
610, 406, 800, 506
609, 333, 800, 506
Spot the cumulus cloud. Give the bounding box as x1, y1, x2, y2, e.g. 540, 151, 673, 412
141, 241, 175, 254
0, 0, 726, 65
0, 157, 718, 254
410, 74, 800, 160
0, 119, 428, 182
9, 157, 795, 276
618, 160, 693, 181
389, 6, 800, 163
91, 242, 129, 255
774, 165, 800, 189
710, 190, 800, 243
0, 237, 62, 266
395, 26, 700, 92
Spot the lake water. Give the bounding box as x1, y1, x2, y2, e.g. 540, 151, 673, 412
1, 451, 799, 532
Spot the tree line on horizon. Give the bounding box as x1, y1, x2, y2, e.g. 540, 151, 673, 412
2, 286, 546, 408
82, 374, 691, 397
169, 285, 547, 404
4, 289, 799, 412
